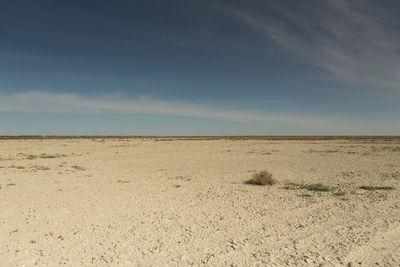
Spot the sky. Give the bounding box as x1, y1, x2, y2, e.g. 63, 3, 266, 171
1, 0, 399, 135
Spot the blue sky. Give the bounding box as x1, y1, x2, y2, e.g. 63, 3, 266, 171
1, 0, 399, 135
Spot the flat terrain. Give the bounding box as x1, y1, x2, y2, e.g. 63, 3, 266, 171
1, 137, 399, 266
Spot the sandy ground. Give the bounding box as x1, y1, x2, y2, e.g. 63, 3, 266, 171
1, 137, 400, 266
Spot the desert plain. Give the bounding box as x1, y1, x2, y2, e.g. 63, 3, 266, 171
0, 137, 399, 266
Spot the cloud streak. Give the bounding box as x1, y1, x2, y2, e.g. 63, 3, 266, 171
0, 91, 354, 130
228, 0, 400, 95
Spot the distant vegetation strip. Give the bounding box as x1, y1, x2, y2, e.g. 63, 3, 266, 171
0, 135, 399, 140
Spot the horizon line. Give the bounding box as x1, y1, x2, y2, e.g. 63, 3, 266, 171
1, 135, 399, 140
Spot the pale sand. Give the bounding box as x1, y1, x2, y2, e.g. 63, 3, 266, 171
1, 138, 399, 266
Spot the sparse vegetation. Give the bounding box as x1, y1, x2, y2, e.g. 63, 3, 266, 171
117, 180, 130, 184
26, 153, 67, 160
169, 175, 192, 182
26, 155, 37, 160
283, 182, 332, 192
71, 165, 86, 171
301, 183, 331, 192
9, 165, 25, 169
32, 166, 51, 171
307, 149, 339, 154
297, 193, 312, 198
370, 146, 400, 153
332, 191, 346, 196
282, 183, 298, 190
155, 138, 175, 142
244, 170, 276, 186
359, 186, 395, 191
41, 153, 67, 158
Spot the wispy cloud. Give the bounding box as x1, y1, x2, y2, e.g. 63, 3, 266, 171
0, 91, 357, 130
228, 0, 400, 95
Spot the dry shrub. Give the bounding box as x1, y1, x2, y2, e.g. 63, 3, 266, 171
245, 170, 276, 186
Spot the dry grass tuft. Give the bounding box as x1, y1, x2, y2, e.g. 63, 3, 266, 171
245, 170, 276, 186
